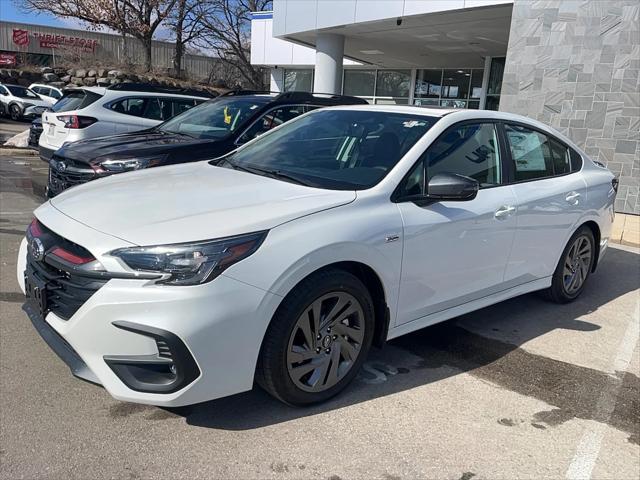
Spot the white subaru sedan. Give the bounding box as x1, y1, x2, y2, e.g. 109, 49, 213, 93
18, 106, 617, 407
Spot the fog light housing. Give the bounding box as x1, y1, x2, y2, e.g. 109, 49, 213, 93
104, 321, 200, 394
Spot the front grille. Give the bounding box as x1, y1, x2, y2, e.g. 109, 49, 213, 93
27, 255, 107, 320
48, 155, 98, 196
26, 221, 107, 320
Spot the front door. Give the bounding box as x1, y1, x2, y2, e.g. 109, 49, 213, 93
395, 121, 517, 325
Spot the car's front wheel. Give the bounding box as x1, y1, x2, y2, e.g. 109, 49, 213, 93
9, 104, 22, 121
546, 226, 595, 303
257, 269, 374, 405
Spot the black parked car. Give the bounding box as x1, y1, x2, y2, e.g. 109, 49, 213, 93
29, 118, 43, 149
46, 91, 368, 197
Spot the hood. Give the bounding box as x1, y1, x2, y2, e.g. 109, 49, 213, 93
50, 161, 356, 245
59, 131, 215, 164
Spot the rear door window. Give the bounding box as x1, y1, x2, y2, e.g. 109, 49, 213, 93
504, 124, 555, 181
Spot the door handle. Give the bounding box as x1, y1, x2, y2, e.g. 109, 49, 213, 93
494, 205, 516, 219
565, 191, 581, 205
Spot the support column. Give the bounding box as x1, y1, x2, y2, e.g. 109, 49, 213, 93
313, 33, 344, 94
270, 67, 284, 92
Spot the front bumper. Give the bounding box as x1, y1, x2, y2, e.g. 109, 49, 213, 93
39, 145, 56, 163
18, 237, 282, 406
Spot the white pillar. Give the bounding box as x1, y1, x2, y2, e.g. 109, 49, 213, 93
313, 33, 344, 94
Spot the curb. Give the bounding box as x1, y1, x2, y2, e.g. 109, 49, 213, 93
0, 147, 38, 156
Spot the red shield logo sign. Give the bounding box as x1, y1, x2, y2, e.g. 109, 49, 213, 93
12, 29, 30, 47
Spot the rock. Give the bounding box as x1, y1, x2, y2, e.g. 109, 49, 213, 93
110, 78, 120, 84
48, 81, 66, 88
87, 69, 97, 77
70, 77, 84, 86
97, 68, 107, 77
108, 70, 122, 78
75, 68, 87, 78
60, 75, 71, 83
67, 68, 75, 77
53, 68, 66, 76
17, 77, 30, 86
96, 77, 110, 86
42, 72, 59, 82
83, 77, 96, 86
40, 66, 53, 74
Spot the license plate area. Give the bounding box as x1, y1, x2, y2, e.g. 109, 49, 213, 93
25, 266, 48, 319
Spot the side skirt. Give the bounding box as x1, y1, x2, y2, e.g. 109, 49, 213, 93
386, 277, 552, 341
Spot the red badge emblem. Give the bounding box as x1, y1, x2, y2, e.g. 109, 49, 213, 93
12, 29, 30, 47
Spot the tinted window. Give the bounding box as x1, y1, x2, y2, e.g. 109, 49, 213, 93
223, 110, 437, 190
504, 124, 555, 181
50, 89, 62, 99
51, 90, 102, 112
110, 97, 150, 118
158, 96, 270, 140
7, 86, 38, 99
570, 149, 583, 171
550, 139, 571, 175
424, 123, 501, 187
238, 105, 309, 144
171, 98, 197, 117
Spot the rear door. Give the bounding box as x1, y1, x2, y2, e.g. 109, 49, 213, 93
501, 122, 588, 283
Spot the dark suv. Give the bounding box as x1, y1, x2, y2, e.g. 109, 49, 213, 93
46, 91, 368, 197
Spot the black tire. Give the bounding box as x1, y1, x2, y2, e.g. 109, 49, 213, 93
256, 269, 375, 405
545, 226, 595, 304
9, 104, 22, 121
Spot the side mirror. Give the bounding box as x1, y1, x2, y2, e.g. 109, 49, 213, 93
427, 172, 479, 201
395, 173, 479, 205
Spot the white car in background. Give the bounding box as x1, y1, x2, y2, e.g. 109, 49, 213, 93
0, 83, 51, 121
19, 106, 616, 407
38, 83, 213, 161
29, 83, 63, 105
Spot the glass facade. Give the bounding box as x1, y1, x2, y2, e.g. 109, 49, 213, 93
413, 68, 484, 109
283, 65, 502, 110
485, 57, 505, 111
283, 69, 314, 92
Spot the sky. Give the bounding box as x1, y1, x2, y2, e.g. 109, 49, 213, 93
0, 0, 175, 39
0, 0, 68, 27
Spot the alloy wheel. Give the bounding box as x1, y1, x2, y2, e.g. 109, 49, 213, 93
562, 234, 592, 295
286, 292, 365, 393
10, 105, 20, 121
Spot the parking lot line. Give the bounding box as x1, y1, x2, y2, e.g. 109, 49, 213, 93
566, 298, 639, 480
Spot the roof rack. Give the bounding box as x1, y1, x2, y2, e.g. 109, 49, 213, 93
106, 82, 217, 98
220, 89, 276, 97
274, 91, 369, 105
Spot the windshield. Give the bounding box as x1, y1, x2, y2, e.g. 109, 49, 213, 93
220, 109, 438, 190
158, 96, 271, 139
7, 86, 38, 99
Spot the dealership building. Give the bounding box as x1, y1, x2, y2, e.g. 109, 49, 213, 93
250, 0, 639, 214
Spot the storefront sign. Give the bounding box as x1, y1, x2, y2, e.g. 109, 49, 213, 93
32, 32, 99, 52
0, 53, 17, 66
12, 29, 30, 47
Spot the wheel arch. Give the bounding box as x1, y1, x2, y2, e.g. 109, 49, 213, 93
580, 220, 601, 272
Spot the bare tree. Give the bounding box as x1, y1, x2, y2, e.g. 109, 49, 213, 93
18, 0, 177, 71
166, 0, 206, 78
197, 0, 271, 89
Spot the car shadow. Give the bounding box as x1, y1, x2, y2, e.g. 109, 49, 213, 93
168, 245, 638, 433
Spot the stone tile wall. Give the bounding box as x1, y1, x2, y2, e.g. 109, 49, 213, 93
500, 0, 640, 214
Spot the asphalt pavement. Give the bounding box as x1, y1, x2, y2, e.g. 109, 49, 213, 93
0, 152, 638, 480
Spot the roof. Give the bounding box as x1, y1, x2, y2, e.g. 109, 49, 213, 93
326, 104, 458, 117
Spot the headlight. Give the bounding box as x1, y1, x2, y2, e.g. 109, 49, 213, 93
97, 154, 168, 173
109, 231, 267, 285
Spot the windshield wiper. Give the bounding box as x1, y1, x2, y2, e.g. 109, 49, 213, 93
222, 158, 313, 187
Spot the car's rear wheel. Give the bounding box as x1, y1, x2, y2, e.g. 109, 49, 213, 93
546, 226, 595, 303
257, 269, 374, 405
9, 104, 22, 121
